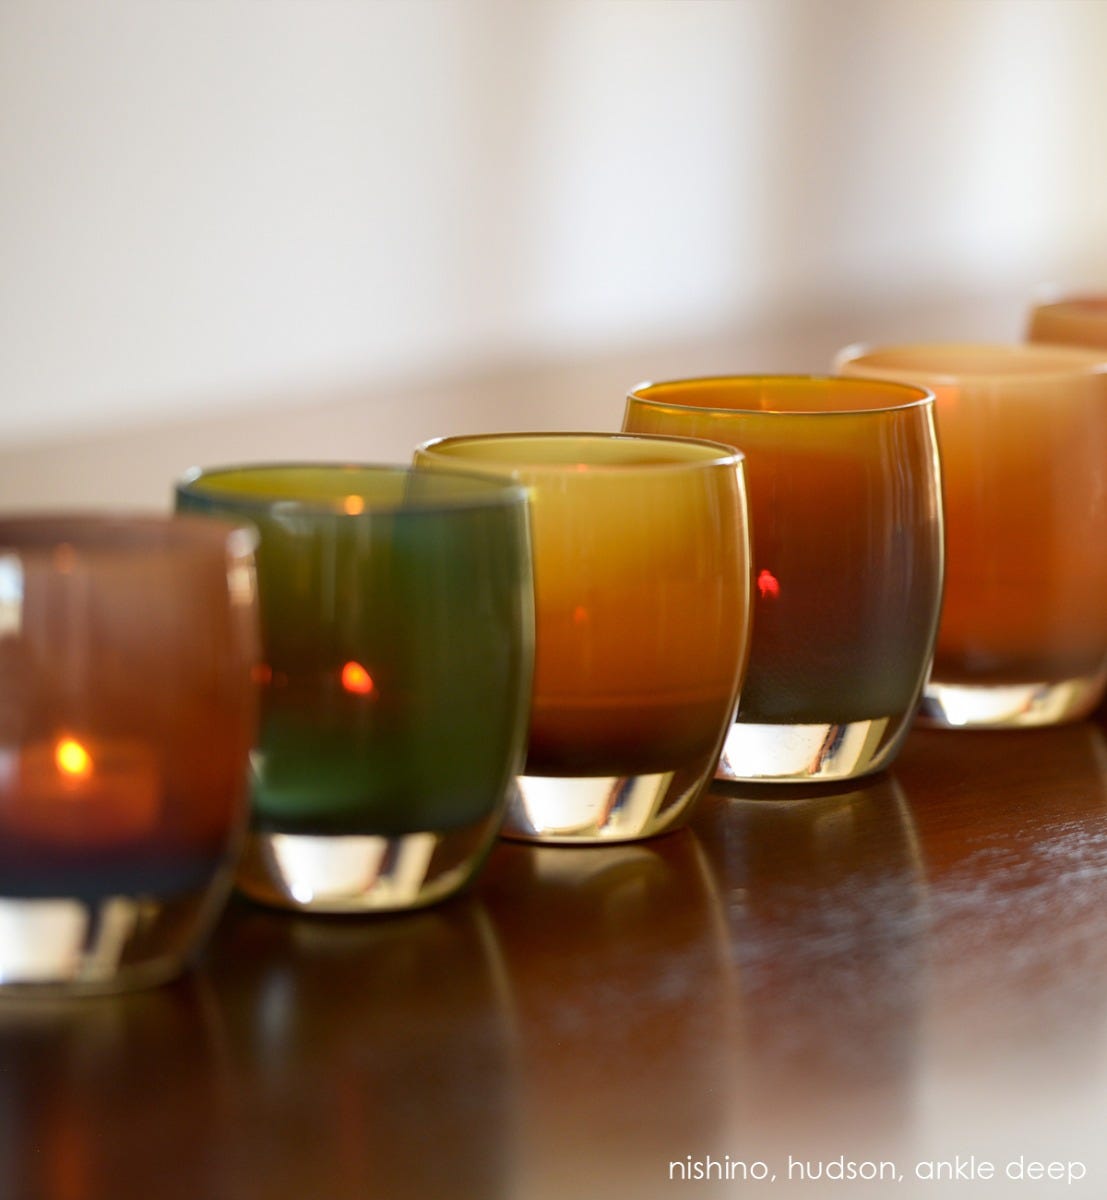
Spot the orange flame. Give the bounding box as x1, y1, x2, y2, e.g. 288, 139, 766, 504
55, 737, 93, 779
757, 569, 781, 600
341, 661, 375, 696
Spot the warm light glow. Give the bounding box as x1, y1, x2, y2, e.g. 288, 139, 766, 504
757, 568, 780, 599
55, 737, 93, 779
343, 495, 365, 515
252, 663, 273, 685
341, 661, 375, 695
54, 544, 77, 575
572, 605, 589, 624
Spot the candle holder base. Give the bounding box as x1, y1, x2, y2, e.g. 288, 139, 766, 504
236, 814, 502, 913
501, 769, 704, 844
0, 875, 232, 997
917, 671, 1107, 729
715, 716, 902, 783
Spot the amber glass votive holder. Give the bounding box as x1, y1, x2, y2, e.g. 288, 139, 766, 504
0, 515, 258, 994
838, 343, 1107, 728
624, 378, 944, 782
177, 464, 534, 912
413, 433, 751, 843
1027, 295, 1107, 351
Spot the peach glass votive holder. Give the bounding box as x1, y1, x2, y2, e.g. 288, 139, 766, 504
1028, 295, 1107, 351
624, 378, 944, 782
414, 433, 752, 843
838, 343, 1107, 728
0, 515, 258, 994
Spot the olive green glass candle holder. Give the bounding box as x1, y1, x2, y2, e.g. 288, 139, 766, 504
177, 464, 534, 913
414, 433, 751, 844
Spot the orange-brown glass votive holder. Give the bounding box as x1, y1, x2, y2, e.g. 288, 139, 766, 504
1028, 294, 1107, 351
414, 433, 752, 843
0, 516, 258, 995
624, 378, 944, 782
838, 343, 1107, 728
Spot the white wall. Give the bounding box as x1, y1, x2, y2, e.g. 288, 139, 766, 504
1, 0, 1106, 453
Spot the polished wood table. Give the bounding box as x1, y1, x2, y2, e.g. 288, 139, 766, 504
5, 723, 1107, 1199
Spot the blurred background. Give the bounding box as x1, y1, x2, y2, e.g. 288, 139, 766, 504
1, 0, 1105, 508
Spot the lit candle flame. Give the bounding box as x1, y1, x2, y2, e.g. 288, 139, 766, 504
341, 661, 375, 696
757, 568, 781, 600
55, 737, 93, 779
343, 496, 365, 515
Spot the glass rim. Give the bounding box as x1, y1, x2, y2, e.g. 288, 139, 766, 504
413, 431, 746, 473
837, 341, 1107, 385
0, 512, 257, 559
1029, 281, 1107, 308
175, 461, 530, 516
626, 375, 935, 416
1030, 294, 1107, 316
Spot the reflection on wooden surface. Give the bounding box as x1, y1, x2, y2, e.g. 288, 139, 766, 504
0, 977, 225, 1200
898, 725, 1107, 1087
6, 723, 1107, 1197
204, 898, 518, 1200
699, 775, 926, 1158
478, 832, 735, 1197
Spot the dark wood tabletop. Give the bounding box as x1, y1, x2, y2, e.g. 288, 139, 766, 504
6, 721, 1107, 1199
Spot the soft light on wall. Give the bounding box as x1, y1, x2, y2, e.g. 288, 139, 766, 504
0, 0, 1105, 448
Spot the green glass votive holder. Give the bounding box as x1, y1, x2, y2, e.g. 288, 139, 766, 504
176, 464, 534, 913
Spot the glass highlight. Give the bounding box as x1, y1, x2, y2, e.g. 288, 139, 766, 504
0, 515, 258, 994
177, 464, 534, 911
838, 343, 1107, 728
414, 433, 752, 842
625, 378, 944, 781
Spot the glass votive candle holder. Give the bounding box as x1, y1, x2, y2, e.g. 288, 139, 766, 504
624, 378, 944, 782
413, 433, 752, 843
176, 464, 534, 912
1027, 294, 1107, 351
0, 515, 258, 994
837, 343, 1107, 728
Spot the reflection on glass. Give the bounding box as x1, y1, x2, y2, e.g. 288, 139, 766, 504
696, 775, 926, 1156
480, 832, 735, 1192
203, 897, 517, 1200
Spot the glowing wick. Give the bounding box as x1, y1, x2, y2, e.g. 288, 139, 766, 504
757, 569, 781, 600
55, 737, 93, 779
341, 661, 375, 696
